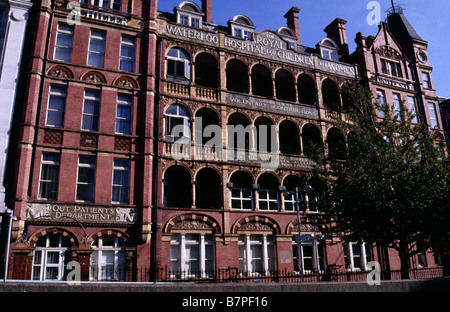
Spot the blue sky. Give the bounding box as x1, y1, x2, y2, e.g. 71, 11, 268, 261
158, 0, 450, 98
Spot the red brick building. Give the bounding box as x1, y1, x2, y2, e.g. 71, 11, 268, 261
4, 0, 445, 282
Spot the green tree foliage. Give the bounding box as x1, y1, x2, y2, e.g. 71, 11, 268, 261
310, 81, 450, 279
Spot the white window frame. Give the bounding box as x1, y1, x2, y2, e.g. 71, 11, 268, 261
87, 29, 106, 68
345, 242, 373, 271
422, 72, 432, 89
232, 25, 253, 39
178, 13, 202, 28
112, 158, 130, 204
381, 59, 402, 78
392, 93, 403, 121
38, 153, 60, 201
54, 23, 74, 63
428, 102, 439, 129
166, 48, 191, 81
46, 85, 67, 128
407, 96, 418, 124
76, 156, 96, 202
230, 187, 253, 210
293, 235, 326, 273
82, 90, 101, 131
90, 236, 125, 281
321, 47, 339, 61
170, 233, 214, 278
258, 189, 279, 211
32, 235, 70, 281
376, 89, 387, 118
164, 104, 191, 141
238, 234, 276, 276
119, 35, 136, 72
115, 93, 133, 134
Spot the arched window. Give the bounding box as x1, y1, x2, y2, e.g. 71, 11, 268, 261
322, 79, 341, 111
90, 235, 125, 281
167, 48, 191, 83
257, 173, 279, 211
279, 120, 300, 155
275, 69, 295, 102
251, 64, 272, 98
229, 171, 253, 210
195, 168, 222, 209
164, 165, 192, 208
302, 124, 322, 158
254, 117, 276, 153
227, 113, 251, 154
226, 59, 249, 93
165, 104, 190, 142
327, 128, 347, 160
194, 108, 220, 146
32, 234, 71, 281
298, 74, 316, 105
195, 53, 218, 88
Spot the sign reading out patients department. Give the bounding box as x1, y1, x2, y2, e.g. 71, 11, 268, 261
26, 203, 137, 223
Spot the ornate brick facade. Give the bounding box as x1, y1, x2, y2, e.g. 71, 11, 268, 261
4, 0, 445, 281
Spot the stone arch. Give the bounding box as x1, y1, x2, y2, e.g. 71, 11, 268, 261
88, 229, 130, 246
163, 213, 221, 234
28, 227, 78, 247
232, 215, 280, 234
113, 76, 139, 89
286, 219, 322, 235
81, 70, 107, 84
47, 65, 74, 80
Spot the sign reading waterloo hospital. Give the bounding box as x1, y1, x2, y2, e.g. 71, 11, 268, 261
26, 203, 137, 223
165, 23, 357, 77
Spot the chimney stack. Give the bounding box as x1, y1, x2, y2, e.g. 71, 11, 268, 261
149, 0, 158, 20
324, 18, 349, 56
284, 7, 301, 45
202, 0, 213, 23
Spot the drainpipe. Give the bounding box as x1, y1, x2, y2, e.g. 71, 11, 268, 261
152, 37, 164, 281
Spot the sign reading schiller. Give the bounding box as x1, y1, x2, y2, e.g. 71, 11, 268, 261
26, 203, 137, 223
69, 7, 129, 25
226, 93, 319, 119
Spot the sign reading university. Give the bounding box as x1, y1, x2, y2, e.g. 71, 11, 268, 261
26, 203, 137, 223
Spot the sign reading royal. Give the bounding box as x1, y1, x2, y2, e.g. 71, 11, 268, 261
26, 203, 137, 223
224, 31, 314, 68
226, 93, 319, 119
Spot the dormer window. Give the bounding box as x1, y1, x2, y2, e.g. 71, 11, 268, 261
176, 1, 204, 28
318, 38, 339, 61
229, 15, 255, 39
278, 27, 297, 50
